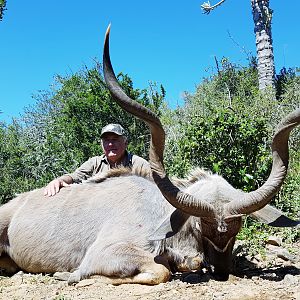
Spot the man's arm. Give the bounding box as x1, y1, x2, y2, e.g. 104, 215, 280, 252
43, 157, 101, 197
44, 175, 73, 197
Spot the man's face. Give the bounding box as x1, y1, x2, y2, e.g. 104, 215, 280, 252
101, 133, 127, 164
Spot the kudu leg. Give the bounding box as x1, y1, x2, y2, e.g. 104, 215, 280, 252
67, 241, 170, 285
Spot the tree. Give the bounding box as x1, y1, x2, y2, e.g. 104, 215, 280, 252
201, 0, 275, 90
0, 0, 7, 21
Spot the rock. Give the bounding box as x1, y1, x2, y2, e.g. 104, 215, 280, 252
233, 240, 244, 255
253, 253, 263, 263
53, 271, 71, 281
284, 274, 299, 285
76, 279, 96, 287
227, 274, 240, 283
277, 248, 297, 262
265, 236, 282, 246
12, 271, 24, 277
294, 291, 300, 300
266, 245, 296, 262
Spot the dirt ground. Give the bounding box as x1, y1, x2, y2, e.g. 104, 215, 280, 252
1, 241, 299, 300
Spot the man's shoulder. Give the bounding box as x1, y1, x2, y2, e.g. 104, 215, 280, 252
131, 154, 150, 167
83, 155, 108, 168
130, 154, 151, 176
88, 155, 107, 162
131, 154, 148, 163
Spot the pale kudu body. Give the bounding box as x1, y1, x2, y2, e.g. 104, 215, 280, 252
0, 25, 298, 285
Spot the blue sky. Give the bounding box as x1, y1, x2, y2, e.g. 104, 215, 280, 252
0, 1, 299, 123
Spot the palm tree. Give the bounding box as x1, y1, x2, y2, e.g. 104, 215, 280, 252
201, 0, 275, 90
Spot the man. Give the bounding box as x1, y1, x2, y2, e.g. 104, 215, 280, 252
44, 123, 150, 197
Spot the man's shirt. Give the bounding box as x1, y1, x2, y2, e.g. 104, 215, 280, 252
67, 152, 150, 183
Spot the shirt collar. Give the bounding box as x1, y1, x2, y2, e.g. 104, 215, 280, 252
101, 151, 130, 167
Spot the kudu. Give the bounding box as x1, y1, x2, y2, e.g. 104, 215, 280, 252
103, 24, 300, 280
0, 26, 298, 285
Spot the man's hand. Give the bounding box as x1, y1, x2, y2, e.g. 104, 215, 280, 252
44, 178, 70, 197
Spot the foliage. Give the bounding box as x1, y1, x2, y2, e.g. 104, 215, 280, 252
0, 121, 36, 202
166, 108, 271, 192
243, 147, 300, 248
0, 63, 165, 204
0, 0, 6, 21
275, 149, 300, 219
201, 0, 226, 14
236, 220, 270, 257
275, 67, 297, 99
164, 58, 271, 191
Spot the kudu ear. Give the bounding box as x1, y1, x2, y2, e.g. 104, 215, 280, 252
149, 209, 190, 240
250, 204, 300, 227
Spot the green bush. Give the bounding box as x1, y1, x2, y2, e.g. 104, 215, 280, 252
165, 108, 271, 193
0, 63, 165, 204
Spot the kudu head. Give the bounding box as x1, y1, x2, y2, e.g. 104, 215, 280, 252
103, 25, 300, 280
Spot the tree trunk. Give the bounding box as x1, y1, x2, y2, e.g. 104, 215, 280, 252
251, 0, 275, 90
